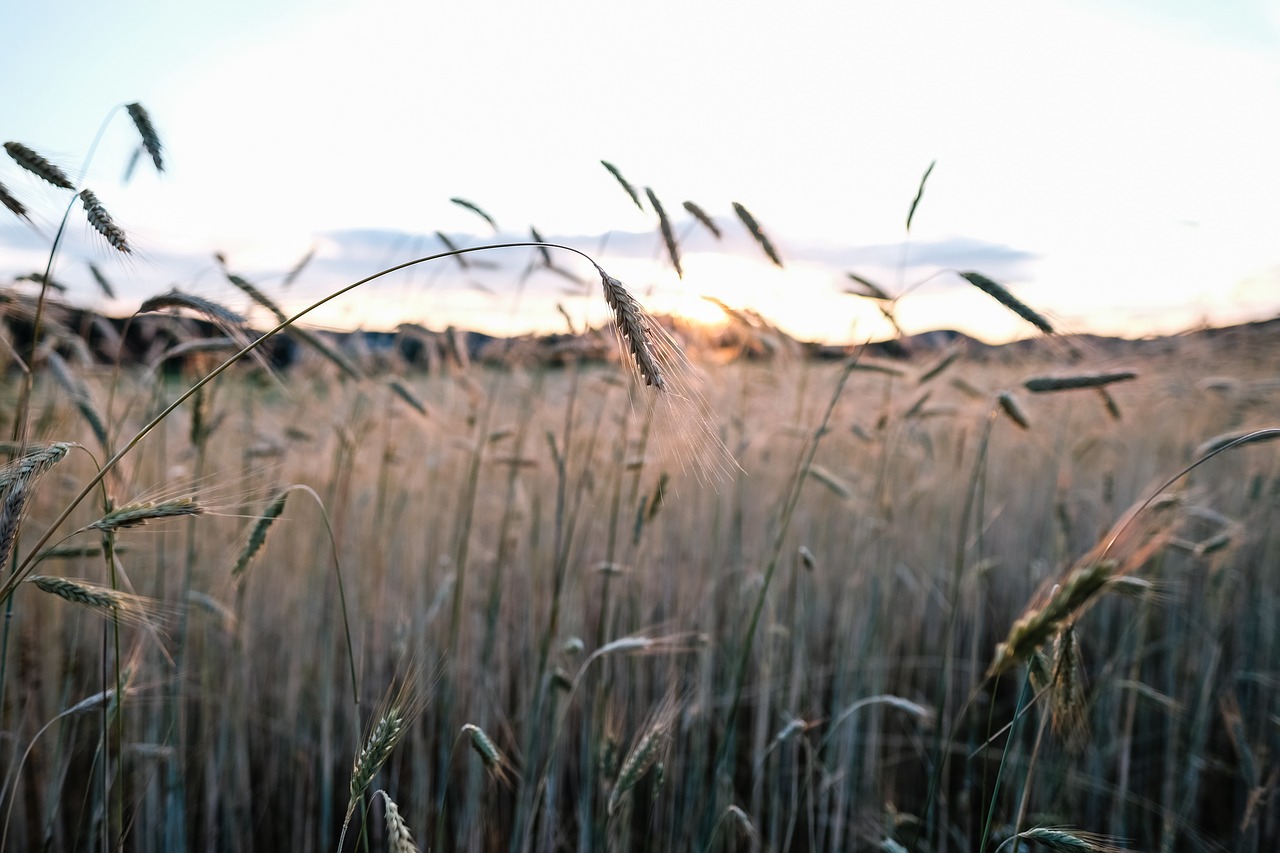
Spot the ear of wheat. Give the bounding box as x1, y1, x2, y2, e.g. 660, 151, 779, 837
645, 187, 682, 278
600, 160, 645, 211
731, 202, 783, 267
0, 443, 74, 568
597, 270, 665, 390
0, 180, 31, 221
1024, 371, 1137, 392
1014, 826, 1131, 852
845, 272, 892, 300
26, 576, 153, 624
376, 790, 419, 853
906, 159, 936, 232
608, 698, 679, 816
138, 290, 248, 327
682, 200, 721, 239
461, 723, 516, 786
958, 271, 1054, 334
448, 197, 498, 231
125, 103, 164, 172
997, 391, 1031, 430
4, 142, 74, 190
79, 189, 130, 253
89, 497, 202, 532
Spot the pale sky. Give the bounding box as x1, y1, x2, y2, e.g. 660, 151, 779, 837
2, 0, 1278, 343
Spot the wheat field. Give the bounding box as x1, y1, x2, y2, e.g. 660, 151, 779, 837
2, 109, 1279, 853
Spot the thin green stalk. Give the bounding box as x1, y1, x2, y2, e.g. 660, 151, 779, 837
979, 672, 1033, 853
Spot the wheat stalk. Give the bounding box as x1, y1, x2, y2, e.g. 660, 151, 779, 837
125, 103, 164, 173
682, 201, 721, 239
78, 189, 130, 253
224, 268, 363, 378
87, 263, 116, 299
997, 391, 1031, 430
387, 378, 428, 416
1041, 625, 1089, 751
0, 443, 73, 568
1023, 371, 1137, 392
987, 562, 1115, 677
645, 187, 682, 278
375, 790, 419, 853
732, 201, 783, 267
845, 272, 892, 300
350, 707, 406, 804
598, 270, 665, 389
448, 197, 498, 231
233, 489, 290, 578
1194, 428, 1280, 458
958, 271, 1054, 334
138, 289, 248, 327
918, 347, 962, 384
26, 575, 151, 623
906, 159, 936, 232
28, 575, 122, 612
1008, 826, 1130, 852
281, 246, 315, 287
461, 723, 515, 786
528, 226, 554, 266
4, 142, 74, 190
608, 699, 679, 816
600, 160, 645, 211
89, 497, 202, 532
434, 231, 470, 269
0, 180, 30, 222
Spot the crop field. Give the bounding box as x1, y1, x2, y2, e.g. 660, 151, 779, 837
1, 109, 1278, 852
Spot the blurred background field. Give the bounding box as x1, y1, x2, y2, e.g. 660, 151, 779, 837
3, 304, 1278, 850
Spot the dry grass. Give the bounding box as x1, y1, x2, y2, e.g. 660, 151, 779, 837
2, 337, 1277, 850
2, 116, 1278, 851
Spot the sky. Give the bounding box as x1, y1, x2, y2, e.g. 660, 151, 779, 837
2, 0, 1278, 344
